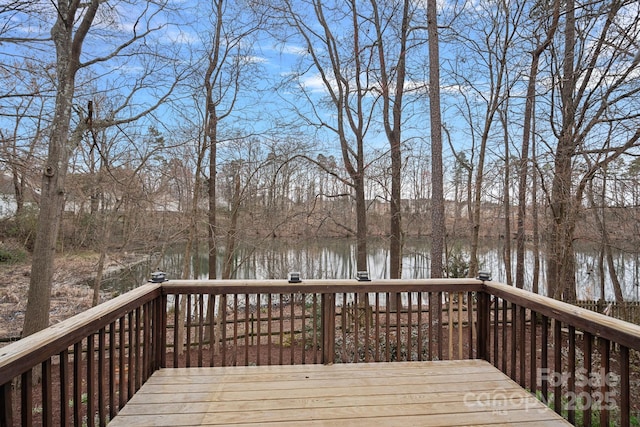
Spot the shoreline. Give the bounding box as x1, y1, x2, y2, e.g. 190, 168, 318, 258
0, 251, 148, 343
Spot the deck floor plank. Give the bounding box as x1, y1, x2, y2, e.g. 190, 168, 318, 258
109, 360, 570, 426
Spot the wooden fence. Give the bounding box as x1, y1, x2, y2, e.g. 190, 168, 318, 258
574, 300, 640, 325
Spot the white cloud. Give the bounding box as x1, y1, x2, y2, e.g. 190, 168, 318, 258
280, 44, 309, 56
300, 74, 328, 93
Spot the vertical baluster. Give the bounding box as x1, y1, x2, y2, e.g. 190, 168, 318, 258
342, 293, 348, 363
134, 307, 141, 390
108, 322, 116, 420
198, 295, 204, 367
279, 294, 284, 365
354, 292, 359, 363
313, 293, 319, 364
407, 292, 413, 361
257, 293, 262, 366
364, 292, 370, 363
186, 295, 192, 368
209, 294, 216, 367
87, 334, 95, 427
553, 319, 562, 415
173, 295, 180, 368
301, 293, 306, 365
220, 294, 228, 366
290, 293, 295, 365
385, 292, 391, 362
98, 329, 106, 426
1, 382, 13, 427
118, 315, 127, 410
583, 332, 592, 427
127, 312, 134, 399
427, 292, 433, 360
221, 294, 227, 366
501, 298, 507, 373
476, 292, 485, 361
437, 291, 443, 361
151, 298, 158, 373
60, 349, 69, 426
458, 292, 463, 360
233, 294, 238, 366
21, 369, 32, 427
530, 310, 537, 394
448, 292, 453, 360
143, 302, 151, 378
42, 359, 52, 426
492, 297, 499, 366
267, 294, 272, 365
160, 293, 168, 370
246, 294, 251, 366
519, 306, 526, 385
600, 339, 610, 426
417, 291, 423, 361
620, 346, 630, 427
540, 314, 549, 406
396, 292, 401, 362
374, 293, 380, 362
180, 294, 193, 368
510, 303, 517, 380
567, 326, 576, 425
73, 341, 82, 427
468, 292, 475, 359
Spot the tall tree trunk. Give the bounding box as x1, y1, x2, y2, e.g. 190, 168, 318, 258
501, 110, 513, 286
516, 0, 560, 290
549, 0, 577, 302
589, 177, 624, 304
370, 0, 409, 281
427, 0, 444, 278
23, 0, 100, 337
531, 108, 541, 295
354, 172, 368, 273
92, 212, 111, 306
222, 168, 241, 280
207, 109, 218, 280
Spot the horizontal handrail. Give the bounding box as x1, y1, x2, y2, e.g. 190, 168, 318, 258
161, 278, 484, 294
483, 281, 640, 350
0, 283, 161, 385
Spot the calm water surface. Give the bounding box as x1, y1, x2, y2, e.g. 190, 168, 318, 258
102, 238, 640, 301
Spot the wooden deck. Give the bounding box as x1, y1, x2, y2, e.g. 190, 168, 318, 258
108, 360, 570, 426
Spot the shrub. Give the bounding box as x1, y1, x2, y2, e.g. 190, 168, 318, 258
0, 246, 26, 263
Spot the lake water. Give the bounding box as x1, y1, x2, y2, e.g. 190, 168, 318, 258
102, 238, 640, 301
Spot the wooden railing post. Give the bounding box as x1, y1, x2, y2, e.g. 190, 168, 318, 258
322, 293, 335, 364
477, 292, 490, 361
1, 382, 12, 427
158, 292, 167, 370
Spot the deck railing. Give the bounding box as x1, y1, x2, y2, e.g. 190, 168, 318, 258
1, 279, 639, 426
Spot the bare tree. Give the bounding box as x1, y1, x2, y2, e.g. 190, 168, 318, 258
450, 0, 525, 278
547, 0, 640, 301
0, 60, 51, 220
369, 0, 415, 280
427, 0, 445, 278
272, 0, 378, 273
17, 1, 184, 336
587, 171, 625, 303
202, 0, 262, 280
515, 0, 560, 290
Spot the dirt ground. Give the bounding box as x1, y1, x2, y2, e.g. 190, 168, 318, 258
0, 252, 142, 342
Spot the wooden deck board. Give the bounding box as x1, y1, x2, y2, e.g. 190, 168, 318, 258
109, 360, 571, 426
